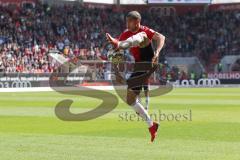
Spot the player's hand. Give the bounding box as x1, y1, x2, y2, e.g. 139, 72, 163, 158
106, 33, 112, 42
106, 33, 119, 50
152, 55, 159, 65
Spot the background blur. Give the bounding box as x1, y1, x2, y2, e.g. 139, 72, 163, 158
0, 0, 240, 88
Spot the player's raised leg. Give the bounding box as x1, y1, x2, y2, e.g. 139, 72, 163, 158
106, 31, 149, 50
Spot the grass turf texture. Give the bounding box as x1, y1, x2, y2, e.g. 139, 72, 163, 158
0, 88, 240, 160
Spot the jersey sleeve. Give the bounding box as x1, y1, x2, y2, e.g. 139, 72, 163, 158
144, 26, 156, 40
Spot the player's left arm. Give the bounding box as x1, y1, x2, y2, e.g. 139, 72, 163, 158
152, 32, 165, 63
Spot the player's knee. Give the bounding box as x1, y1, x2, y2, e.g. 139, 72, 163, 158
126, 96, 136, 106
131, 32, 147, 46
139, 32, 149, 48
126, 98, 134, 106
138, 31, 147, 38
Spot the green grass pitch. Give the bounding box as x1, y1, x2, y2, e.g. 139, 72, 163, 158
0, 88, 240, 160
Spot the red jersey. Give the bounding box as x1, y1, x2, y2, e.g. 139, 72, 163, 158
118, 25, 155, 62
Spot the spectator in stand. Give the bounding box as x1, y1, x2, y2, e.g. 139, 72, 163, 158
0, 3, 239, 73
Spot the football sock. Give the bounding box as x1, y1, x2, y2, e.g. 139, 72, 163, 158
145, 96, 149, 111
131, 99, 153, 128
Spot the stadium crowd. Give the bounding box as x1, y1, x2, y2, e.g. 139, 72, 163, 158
0, 3, 240, 74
